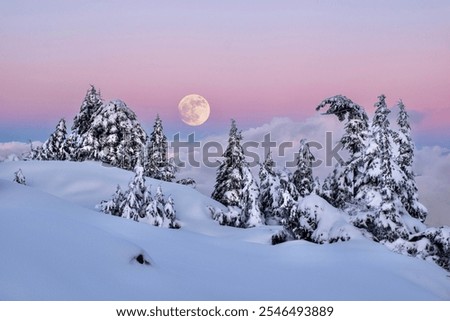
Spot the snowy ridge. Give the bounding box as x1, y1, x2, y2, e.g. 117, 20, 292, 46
1, 161, 450, 300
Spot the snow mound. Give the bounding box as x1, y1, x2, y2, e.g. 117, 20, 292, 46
299, 194, 364, 243
273, 194, 363, 244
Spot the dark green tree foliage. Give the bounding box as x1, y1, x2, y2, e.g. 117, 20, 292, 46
144, 115, 176, 182
292, 139, 315, 197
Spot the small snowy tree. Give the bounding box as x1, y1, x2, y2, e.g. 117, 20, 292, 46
393, 100, 427, 222
98, 185, 124, 216
292, 139, 315, 198
13, 169, 26, 185
164, 196, 181, 229
121, 165, 147, 221
145, 186, 180, 228
37, 118, 69, 160
98, 168, 181, 228
144, 115, 176, 182
240, 166, 263, 227
259, 153, 283, 223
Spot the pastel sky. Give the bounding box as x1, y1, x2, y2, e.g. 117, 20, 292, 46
0, 0, 449, 146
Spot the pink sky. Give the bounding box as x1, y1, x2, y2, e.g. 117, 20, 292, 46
0, 1, 449, 144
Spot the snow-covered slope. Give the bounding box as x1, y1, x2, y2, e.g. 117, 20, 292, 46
0, 161, 449, 300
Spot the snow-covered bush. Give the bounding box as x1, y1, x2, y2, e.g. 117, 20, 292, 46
273, 195, 362, 245
176, 178, 196, 188
387, 227, 450, 271
209, 206, 245, 228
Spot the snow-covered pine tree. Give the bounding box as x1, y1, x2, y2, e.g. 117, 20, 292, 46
121, 165, 147, 221
164, 195, 181, 229
212, 119, 246, 207
77, 100, 148, 169
393, 100, 427, 222
72, 85, 103, 138
276, 168, 298, 222
99, 185, 124, 216
259, 153, 283, 223
292, 139, 315, 198
211, 119, 263, 227
145, 186, 180, 228
144, 115, 176, 182
38, 118, 69, 160
316, 95, 369, 208
240, 166, 263, 227
13, 169, 26, 185
353, 95, 409, 241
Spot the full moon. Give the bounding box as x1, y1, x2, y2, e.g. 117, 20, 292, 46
178, 94, 210, 126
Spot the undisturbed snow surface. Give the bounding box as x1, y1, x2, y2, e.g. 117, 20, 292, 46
0, 161, 449, 300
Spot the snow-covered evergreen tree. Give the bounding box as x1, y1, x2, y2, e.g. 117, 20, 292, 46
292, 139, 315, 198
240, 166, 263, 227
211, 120, 263, 227
259, 153, 282, 223
144, 115, 176, 182
212, 120, 246, 207
13, 169, 26, 185
393, 100, 427, 222
72, 85, 103, 138
99, 185, 124, 216
353, 95, 409, 241
144, 186, 180, 228
98, 167, 180, 229
121, 165, 147, 221
316, 95, 369, 208
77, 99, 148, 169
37, 118, 69, 160
164, 195, 181, 229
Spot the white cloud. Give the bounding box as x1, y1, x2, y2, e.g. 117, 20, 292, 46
0, 141, 41, 161
414, 146, 450, 227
